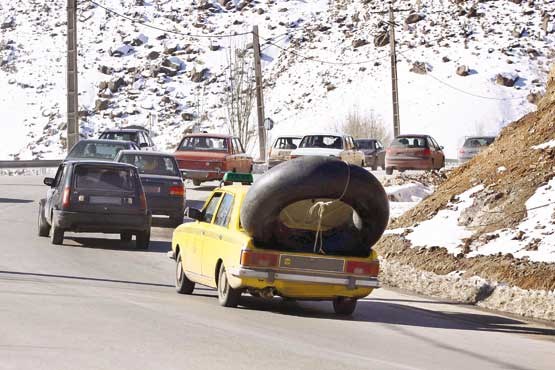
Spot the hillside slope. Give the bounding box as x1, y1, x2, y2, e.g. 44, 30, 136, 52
1, 0, 554, 159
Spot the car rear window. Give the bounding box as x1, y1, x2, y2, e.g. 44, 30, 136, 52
355, 140, 375, 149
74, 166, 136, 191
100, 132, 139, 143
299, 135, 342, 149
119, 154, 180, 176
391, 137, 428, 148
463, 137, 495, 147
67, 141, 130, 160
179, 136, 228, 152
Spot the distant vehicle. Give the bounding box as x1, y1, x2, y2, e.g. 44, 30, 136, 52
99, 126, 156, 151
355, 139, 386, 170
116, 150, 185, 227
38, 161, 152, 248
268, 136, 302, 168
290, 134, 366, 166
458, 136, 495, 163
385, 134, 445, 175
65, 139, 139, 161
174, 133, 253, 186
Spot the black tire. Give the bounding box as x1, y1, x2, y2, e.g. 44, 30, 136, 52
217, 265, 241, 307
333, 297, 357, 315
192, 179, 202, 186
50, 226, 64, 245
241, 157, 389, 256
385, 167, 393, 175
371, 161, 378, 171
361, 160, 365, 168
37, 199, 50, 237
136, 230, 150, 249
176, 252, 195, 294
120, 232, 132, 242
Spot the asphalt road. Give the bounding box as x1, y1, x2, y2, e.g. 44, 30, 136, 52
0, 176, 554, 370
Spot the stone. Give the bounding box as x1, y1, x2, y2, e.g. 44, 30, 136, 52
495, 73, 519, 87
456, 65, 470, 76
182, 112, 195, 121
190, 67, 209, 83
108, 77, 126, 93
405, 13, 424, 25
409, 61, 431, 75
98, 81, 108, 90
95, 99, 110, 111
352, 38, 369, 48
527, 92, 542, 105
147, 51, 160, 60
442, 56, 451, 63
373, 32, 389, 47
99, 65, 113, 75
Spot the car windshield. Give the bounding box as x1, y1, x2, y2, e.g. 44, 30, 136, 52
119, 154, 180, 176
391, 137, 428, 148
355, 140, 375, 149
74, 166, 135, 191
67, 141, 130, 160
274, 137, 301, 149
179, 136, 228, 152
463, 137, 495, 147
299, 135, 342, 149
100, 132, 139, 143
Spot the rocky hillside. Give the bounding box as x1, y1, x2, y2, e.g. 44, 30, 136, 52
1, 0, 554, 159
376, 63, 555, 292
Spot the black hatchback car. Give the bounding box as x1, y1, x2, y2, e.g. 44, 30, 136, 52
115, 150, 185, 227
355, 139, 386, 170
38, 161, 152, 248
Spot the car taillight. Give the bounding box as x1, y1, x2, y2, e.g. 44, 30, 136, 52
422, 148, 431, 156
169, 185, 185, 196
139, 191, 147, 209
240, 250, 279, 268
62, 187, 71, 209
459, 149, 465, 154
345, 260, 379, 276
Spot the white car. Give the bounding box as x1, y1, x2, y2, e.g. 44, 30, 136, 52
290, 134, 366, 166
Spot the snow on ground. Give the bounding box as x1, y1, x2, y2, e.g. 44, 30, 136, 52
1, 0, 554, 160
385, 182, 434, 218
533, 139, 555, 150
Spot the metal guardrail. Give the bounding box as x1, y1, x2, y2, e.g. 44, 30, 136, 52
0, 160, 62, 168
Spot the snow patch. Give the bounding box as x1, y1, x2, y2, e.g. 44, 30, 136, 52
532, 140, 555, 150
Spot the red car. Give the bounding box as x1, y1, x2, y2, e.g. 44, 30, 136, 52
385, 134, 445, 175
174, 133, 253, 186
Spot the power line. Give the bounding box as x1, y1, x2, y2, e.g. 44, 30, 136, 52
88, 0, 251, 39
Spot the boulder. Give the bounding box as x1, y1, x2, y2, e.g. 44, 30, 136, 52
190, 67, 209, 83
374, 32, 390, 47
147, 51, 160, 60
352, 38, 369, 48
409, 61, 431, 75
495, 72, 519, 87
108, 77, 126, 93
405, 13, 424, 24
456, 65, 470, 76
95, 99, 110, 111
182, 112, 195, 121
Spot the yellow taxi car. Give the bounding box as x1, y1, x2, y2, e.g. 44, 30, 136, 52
168, 173, 380, 315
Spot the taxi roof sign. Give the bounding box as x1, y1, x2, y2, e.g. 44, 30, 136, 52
222, 172, 253, 184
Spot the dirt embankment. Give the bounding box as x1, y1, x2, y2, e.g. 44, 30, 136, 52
376, 66, 555, 292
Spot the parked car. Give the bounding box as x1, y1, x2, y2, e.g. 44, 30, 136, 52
99, 126, 156, 151
169, 172, 380, 314
355, 139, 386, 170
65, 139, 139, 161
290, 134, 366, 166
174, 133, 253, 186
385, 134, 445, 175
268, 136, 302, 168
458, 136, 496, 163
38, 161, 152, 248
116, 150, 185, 227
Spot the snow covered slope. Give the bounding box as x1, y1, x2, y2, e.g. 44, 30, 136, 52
1, 0, 554, 159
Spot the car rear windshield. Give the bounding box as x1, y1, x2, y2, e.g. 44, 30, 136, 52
119, 154, 180, 176
355, 140, 375, 149
463, 137, 495, 147
67, 141, 130, 160
299, 135, 342, 149
100, 132, 139, 143
74, 166, 135, 191
179, 136, 228, 152
391, 137, 428, 148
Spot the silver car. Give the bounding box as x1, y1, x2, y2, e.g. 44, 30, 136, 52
458, 136, 495, 163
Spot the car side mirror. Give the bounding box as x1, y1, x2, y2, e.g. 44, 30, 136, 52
440, 146, 444, 150
139, 142, 148, 148
185, 207, 202, 221
43, 177, 55, 187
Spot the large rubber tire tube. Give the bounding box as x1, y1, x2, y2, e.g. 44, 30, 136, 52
240, 157, 389, 257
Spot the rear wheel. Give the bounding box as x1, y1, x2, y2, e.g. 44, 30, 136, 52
333, 297, 357, 315
136, 230, 150, 249
50, 226, 64, 245
192, 179, 201, 186
120, 232, 132, 242
385, 167, 393, 175
37, 200, 50, 237
217, 265, 241, 307
176, 252, 195, 294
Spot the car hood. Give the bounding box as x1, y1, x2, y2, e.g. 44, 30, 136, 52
174, 150, 227, 161
291, 148, 343, 157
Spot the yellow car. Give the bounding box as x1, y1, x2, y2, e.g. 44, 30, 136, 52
168, 173, 380, 315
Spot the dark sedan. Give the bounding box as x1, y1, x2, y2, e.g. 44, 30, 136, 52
355, 139, 386, 170
116, 150, 185, 227
65, 139, 139, 161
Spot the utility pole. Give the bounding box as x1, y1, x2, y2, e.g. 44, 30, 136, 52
252, 25, 266, 162
389, 5, 400, 138
67, 0, 79, 153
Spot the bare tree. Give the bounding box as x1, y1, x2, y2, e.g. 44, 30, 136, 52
225, 42, 256, 148
338, 109, 391, 144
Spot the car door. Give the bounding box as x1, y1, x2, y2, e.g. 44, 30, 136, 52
183, 192, 223, 278
45, 164, 66, 223
432, 137, 445, 168
201, 192, 235, 280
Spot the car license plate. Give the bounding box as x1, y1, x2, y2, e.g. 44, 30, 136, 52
89, 196, 122, 205
144, 185, 161, 193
